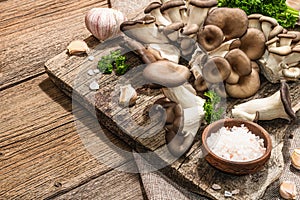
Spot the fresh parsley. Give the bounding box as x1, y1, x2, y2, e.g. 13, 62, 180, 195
203, 90, 225, 124
97, 50, 129, 75
218, 0, 299, 28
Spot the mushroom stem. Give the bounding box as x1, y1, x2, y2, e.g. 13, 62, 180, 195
292, 102, 300, 113
232, 81, 297, 121
147, 43, 181, 63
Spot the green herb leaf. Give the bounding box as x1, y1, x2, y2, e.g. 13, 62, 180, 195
97, 50, 129, 75
203, 90, 224, 124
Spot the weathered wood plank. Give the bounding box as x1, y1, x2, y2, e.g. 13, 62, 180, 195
0, 74, 143, 199
45, 35, 300, 199
0, 0, 109, 90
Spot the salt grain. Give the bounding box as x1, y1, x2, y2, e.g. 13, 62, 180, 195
212, 183, 222, 190
87, 69, 95, 76
89, 80, 99, 91
224, 191, 232, 197
207, 125, 266, 162
88, 55, 95, 61
93, 69, 100, 74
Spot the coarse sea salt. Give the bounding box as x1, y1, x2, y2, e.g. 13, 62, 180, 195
207, 124, 266, 162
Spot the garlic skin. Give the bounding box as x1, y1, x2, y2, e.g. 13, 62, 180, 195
119, 84, 137, 107
67, 40, 89, 55
279, 181, 297, 200
291, 148, 300, 170
85, 8, 127, 41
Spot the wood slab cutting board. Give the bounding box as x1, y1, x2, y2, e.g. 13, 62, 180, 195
45, 1, 300, 199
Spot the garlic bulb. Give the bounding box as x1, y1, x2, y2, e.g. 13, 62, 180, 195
85, 8, 127, 41
119, 84, 137, 107
291, 148, 300, 170
279, 181, 297, 200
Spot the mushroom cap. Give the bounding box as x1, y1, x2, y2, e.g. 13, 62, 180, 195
229, 39, 241, 50
143, 60, 191, 87
269, 46, 292, 56
288, 31, 300, 43
189, 0, 218, 7
269, 25, 284, 40
197, 25, 224, 51
181, 24, 199, 36
194, 73, 209, 91
225, 69, 260, 98
202, 56, 231, 83
225, 49, 252, 76
204, 8, 248, 41
248, 13, 263, 20
239, 28, 266, 60
259, 16, 278, 26
292, 44, 300, 52
160, 0, 185, 13
144, 2, 162, 13
280, 81, 297, 120
265, 36, 279, 46
251, 61, 260, 73
163, 22, 185, 35
120, 15, 156, 32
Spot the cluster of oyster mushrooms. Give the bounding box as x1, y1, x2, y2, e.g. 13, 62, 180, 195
118, 0, 300, 156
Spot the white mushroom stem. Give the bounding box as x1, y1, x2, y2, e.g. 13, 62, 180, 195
261, 21, 276, 40
279, 37, 294, 47
232, 90, 296, 121
282, 67, 300, 79
162, 84, 205, 136
186, 4, 209, 28
147, 43, 181, 63
149, 7, 171, 26
283, 52, 300, 65
164, 7, 183, 23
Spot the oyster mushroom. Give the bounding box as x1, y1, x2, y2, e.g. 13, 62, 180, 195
160, 0, 185, 23
143, 60, 191, 87
259, 16, 278, 40
269, 25, 284, 40
204, 7, 248, 41
144, 2, 171, 27
147, 43, 181, 63
278, 33, 297, 47
186, 0, 218, 28
197, 25, 224, 51
232, 81, 298, 121
208, 38, 240, 57
202, 56, 231, 83
225, 69, 260, 99
248, 13, 263, 30
162, 22, 185, 41
239, 28, 266, 60
120, 15, 169, 44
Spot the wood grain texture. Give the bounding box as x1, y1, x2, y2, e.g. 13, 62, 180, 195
0, 0, 108, 90
44, 33, 300, 199
0, 74, 144, 199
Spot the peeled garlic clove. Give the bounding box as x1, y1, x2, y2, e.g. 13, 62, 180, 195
279, 181, 297, 200
85, 8, 127, 41
67, 40, 89, 55
119, 84, 137, 107
291, 148, 300, 170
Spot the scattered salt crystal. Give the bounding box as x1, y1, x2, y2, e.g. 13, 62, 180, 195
87, 69, 94, 76
224, 191, 232, 197
93, 69, 100, 74
89, 80, 99, 91
207, 125, 266, 162
88, 55, 95, 61
231, 189, 240, 195
212, 184, 222, 190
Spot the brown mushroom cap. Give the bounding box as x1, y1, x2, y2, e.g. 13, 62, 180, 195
160, 0, 185, 13
225, 49, 252, 76
269, 46, 292, 56
202, 56, 231, 83
163, 22, 185, 35
288, 31, 300, 43
204, 8, 248, 41
229, 39, 241, 50
269, 25, 284, 40
197, 25, 224, 51
143, 60, 191, 87
239, 28, 266, 60
251, 61, 260, 73
259, 16, 278, 26
144, 2, 162, 14
194, 73, 209, 91
225, 69, 260, 98
120, 15, 156, 32
248, 13, 263, 20
181, 24, 199, 36
278, 33, 297, 39
189, 0, 218, 7
280, 81, 297, 120
265, 36, 279, 46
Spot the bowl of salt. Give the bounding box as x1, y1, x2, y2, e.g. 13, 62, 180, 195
202, 118, 272, 175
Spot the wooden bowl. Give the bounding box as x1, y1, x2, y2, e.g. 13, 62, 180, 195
202, 118, 272, 175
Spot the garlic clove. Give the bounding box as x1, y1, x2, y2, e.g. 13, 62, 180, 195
119, 84, 137, 107
279, 181, 297, 200
291, 148, 300, 170
67, 40, 89, 55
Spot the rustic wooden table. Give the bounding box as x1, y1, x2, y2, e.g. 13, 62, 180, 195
0, 0, 147, 199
